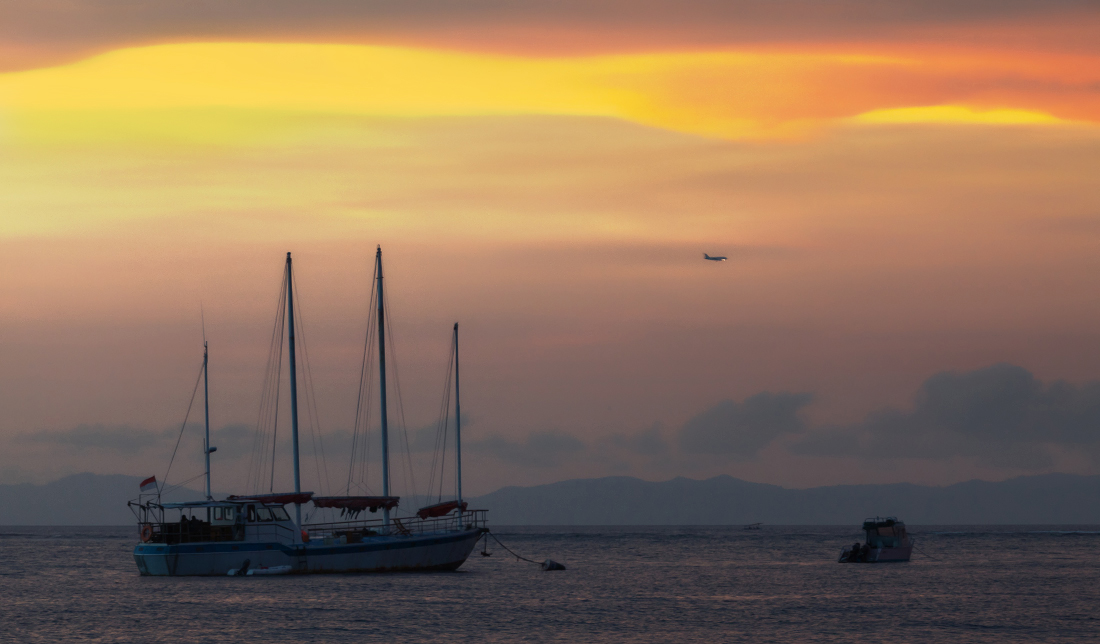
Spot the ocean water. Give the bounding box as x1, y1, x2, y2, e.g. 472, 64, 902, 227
1, 525, 1098, 643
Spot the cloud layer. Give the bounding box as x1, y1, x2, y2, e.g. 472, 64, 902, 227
453, 364, 1100, 474
679, 393, 812, 457
792, 364, 1100, 469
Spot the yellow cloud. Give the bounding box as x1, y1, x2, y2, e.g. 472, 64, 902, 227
854, 105, 1064, 125
0, 42, 1089, 144
0, 43, 907, 142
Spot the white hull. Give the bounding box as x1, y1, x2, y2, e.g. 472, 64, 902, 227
135, 527, 484, 576
839, 544, 913, 563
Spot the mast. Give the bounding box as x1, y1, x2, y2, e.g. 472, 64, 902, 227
203, 341, 212, 500
454, 323, 462, 512
286, 252, 303, 527
376, 246, 391, 529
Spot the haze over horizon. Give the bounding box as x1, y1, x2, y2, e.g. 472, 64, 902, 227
3, 1, 1100, 499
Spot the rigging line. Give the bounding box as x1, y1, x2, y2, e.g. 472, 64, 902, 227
359, 278, 378, 493
348, 264, 378, 494
427, 340, 454, 504
254, 280, 284, 493
159, 472, 207, 496
269, 268, 288, 494
247, 268, 287, 493
434, 338, 455, 502
359, 320, 377, 492
254, 266, 288, 494
349, 270, 379, 494
438, 339, 453, 502
383, 285, 419, 504
349, 266, 376, 493
291, 271, 331, 496
163, 359, 205, 491
377, 280, 412, 503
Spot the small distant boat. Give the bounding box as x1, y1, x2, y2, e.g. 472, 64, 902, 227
839, 517, 913, 563
743, 523, 763, 531
227, 562, 292, 576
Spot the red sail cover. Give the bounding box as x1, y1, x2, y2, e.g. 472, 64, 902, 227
312, 496, 400, 512
226, 492, 314, 505
417, 500, 468, 519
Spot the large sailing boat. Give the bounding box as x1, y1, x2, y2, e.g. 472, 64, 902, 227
129, 247, 486, 576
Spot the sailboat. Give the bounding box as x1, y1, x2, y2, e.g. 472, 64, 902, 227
129, 247, 486, 576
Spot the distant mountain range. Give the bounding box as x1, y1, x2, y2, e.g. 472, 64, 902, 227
3, 472, 1099, 525
0, 473, 209, 526
473, 473, 1100, 525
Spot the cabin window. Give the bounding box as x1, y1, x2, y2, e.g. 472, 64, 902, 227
223, 507, 235, 521
255, 508, 274, 522
270, 507, 290, 521
213, 507, 223, 520
247, 505, 256, 522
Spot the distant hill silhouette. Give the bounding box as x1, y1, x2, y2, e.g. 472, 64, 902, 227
470, 473, 1100, 525
0, 473, 209, 525
3, 472, 1099, 525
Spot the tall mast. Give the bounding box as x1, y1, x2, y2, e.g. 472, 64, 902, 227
203, 341, 212, 500
454, 323, 462, 511
376, 246, 391, 529
286, 252, 303, 527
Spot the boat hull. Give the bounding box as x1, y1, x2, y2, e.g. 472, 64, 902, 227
134, 528, 485, 576
870, 545, 912, 562
839, 544, 913, 563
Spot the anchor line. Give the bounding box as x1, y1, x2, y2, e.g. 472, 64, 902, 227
912, 542, 942, 561
486, 532, 541, 565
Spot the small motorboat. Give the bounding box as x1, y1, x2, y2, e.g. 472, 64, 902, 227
839, 517, 913, 563
743, 523, 762, 531
227, 562, 293, 576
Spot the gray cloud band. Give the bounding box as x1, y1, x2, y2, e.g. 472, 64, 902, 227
20, 363, 1100, 473
789, 363, 1100, 469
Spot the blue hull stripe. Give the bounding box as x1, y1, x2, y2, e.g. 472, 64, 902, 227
134, 530, 475, 558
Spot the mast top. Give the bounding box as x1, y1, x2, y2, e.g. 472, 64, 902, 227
454, 322, 458, 330
286, 251, 291, 259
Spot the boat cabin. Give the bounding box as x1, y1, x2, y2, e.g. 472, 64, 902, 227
862, 517, 909, 548
132, 500, 298, 545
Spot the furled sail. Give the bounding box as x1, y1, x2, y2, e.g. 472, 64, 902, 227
227, 492, 314, 505
312, 496, 400, 512
416, 500, 467, 519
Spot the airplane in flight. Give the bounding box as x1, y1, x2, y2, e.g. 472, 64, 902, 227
703, 253, 727, 262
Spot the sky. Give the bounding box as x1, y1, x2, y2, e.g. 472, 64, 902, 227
2, 1, 1100, 499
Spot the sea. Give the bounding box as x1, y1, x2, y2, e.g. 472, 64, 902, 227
1, 525, 1098, 643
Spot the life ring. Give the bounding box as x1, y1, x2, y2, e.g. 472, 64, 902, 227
140, 524, 154, 542
301, 529, 310, 543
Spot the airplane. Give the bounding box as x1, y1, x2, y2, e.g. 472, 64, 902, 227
703, 253, 727, 262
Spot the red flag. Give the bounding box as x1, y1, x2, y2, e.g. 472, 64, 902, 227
139, 476, 158, 492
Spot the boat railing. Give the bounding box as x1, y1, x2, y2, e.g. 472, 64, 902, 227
140, 520, 240, 545
304, 509, 488, 541
138, 519, 298, 545
244, 522, 299, 545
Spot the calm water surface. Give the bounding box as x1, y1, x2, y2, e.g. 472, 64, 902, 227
1, 525, 1098, 642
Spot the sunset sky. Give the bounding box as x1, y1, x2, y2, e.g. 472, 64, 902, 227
2, 1, 1100, 499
